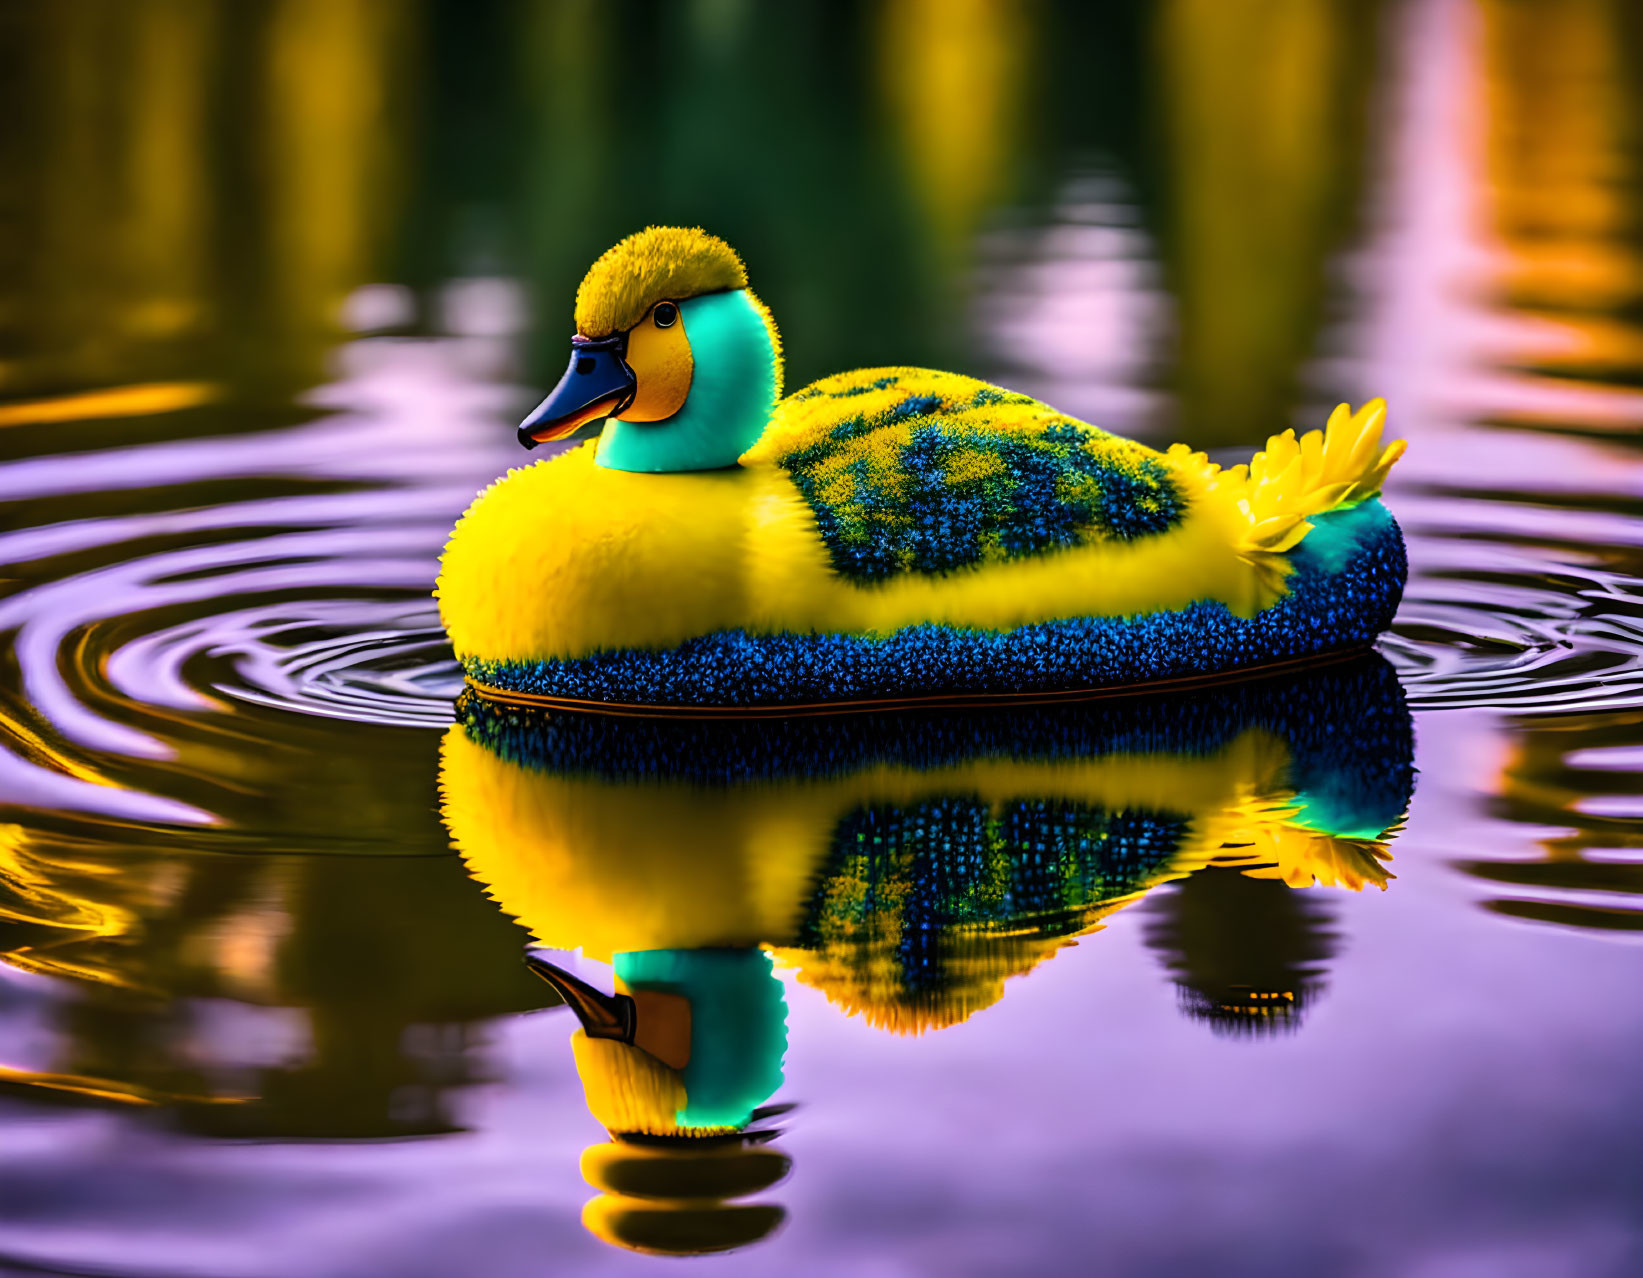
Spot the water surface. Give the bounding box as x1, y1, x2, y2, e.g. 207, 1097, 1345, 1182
2, 1, 1641, 1274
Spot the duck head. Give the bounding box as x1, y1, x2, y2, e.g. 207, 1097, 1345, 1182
524, 948, 791, 1257
519, 227, 783, 473
524, 947, 788, 1136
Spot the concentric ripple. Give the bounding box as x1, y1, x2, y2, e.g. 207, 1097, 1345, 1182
0, 339, 518, 831
1387, 559, 1643, 714
1362, 463, 1643, 715
127, 601, 464, 730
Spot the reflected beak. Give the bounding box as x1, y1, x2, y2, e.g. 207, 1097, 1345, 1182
518, 335, 637, 449
526, 951, 637, 1042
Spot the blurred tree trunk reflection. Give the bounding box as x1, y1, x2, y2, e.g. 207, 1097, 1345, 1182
1480, 0, 1643, 388
3, 0, 416, 401
1152, 0, 1380, 446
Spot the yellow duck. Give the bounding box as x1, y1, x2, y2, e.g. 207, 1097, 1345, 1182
438, 225, 1408, 712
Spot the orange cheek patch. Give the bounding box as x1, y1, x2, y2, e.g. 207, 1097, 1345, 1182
618, 311, 695, 422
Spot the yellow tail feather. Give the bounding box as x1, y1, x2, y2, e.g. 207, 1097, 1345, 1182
1169, 399, 1406, 605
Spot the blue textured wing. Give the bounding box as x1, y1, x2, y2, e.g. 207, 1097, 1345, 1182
758, 367, 1184, 583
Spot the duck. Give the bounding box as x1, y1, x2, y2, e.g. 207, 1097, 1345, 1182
437, 225, 1408, 714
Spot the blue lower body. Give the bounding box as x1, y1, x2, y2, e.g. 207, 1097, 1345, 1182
464, 501, 1407, 710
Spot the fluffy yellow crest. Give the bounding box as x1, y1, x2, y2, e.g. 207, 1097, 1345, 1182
574, 227, 749, 338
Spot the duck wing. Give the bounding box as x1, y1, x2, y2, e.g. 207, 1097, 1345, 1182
744, 368, 1185, 584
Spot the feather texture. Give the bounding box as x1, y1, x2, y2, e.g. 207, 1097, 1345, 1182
749, 367, 1182, 582
575, 226, 748, 339
1166, 398, 1405, 600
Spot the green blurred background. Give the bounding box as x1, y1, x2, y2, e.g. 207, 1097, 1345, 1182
1, 0, 1413, 445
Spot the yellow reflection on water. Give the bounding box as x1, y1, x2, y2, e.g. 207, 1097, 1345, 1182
263, 0, 415, 350
877, 0, 1030, 265
1465, 713, 1643, 932
446, 719, 1395, 1034
0, 383, 218, 428
3, 0, 416, 398
1482, 0, 1643, 308
1479, 0, 1643, 392
444, 659, 1412, 1253
0, 821, 551, 1133
0, 824, 136, 977
8, 1, 216, 393
1154, 0, 1377, 445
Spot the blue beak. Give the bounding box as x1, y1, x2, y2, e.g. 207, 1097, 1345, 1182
518, 334, 638, 449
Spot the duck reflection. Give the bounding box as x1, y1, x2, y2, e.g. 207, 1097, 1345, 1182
524, 951, 792, 1257
440, 654, 1415, 1255
1144, 866, 1340, 1035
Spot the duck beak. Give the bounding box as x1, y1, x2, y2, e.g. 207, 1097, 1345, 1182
518, 335, 637, 449
526, 951, 637, 1042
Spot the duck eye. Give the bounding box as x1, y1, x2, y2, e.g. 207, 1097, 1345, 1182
653, 302, 678, 329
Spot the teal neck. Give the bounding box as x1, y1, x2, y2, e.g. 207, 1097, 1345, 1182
613, 947, 788, 1131
595, 290, 778, 473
